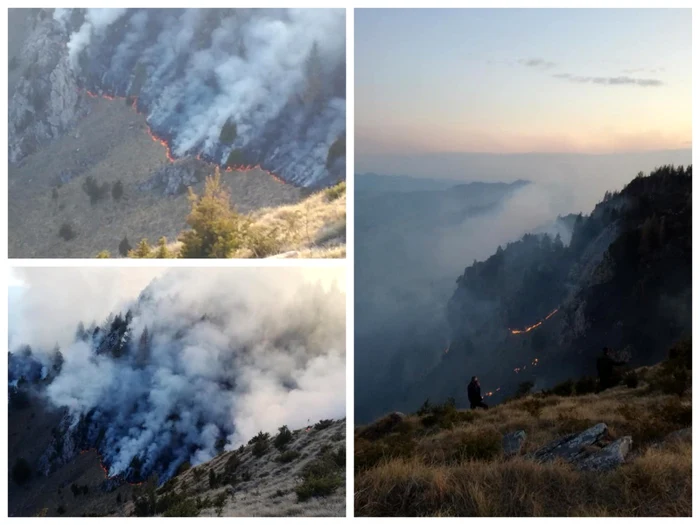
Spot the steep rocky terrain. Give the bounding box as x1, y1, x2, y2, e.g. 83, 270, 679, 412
8, 8, 346, 258
10, 396, 346, 518
396, 165, 691, 411
9, 8, 345, 187
355, 177, 531, 422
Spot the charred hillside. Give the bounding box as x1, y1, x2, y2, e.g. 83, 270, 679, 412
441, 165, 691, 404
9, 384, 346, 518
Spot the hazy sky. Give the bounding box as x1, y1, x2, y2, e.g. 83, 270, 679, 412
356, 8, 691, 158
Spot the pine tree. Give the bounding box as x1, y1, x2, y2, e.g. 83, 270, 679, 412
119, 236, 132, 257
179, 170, 246, 258
129, 239, 152, 258
154, 237, 170, 258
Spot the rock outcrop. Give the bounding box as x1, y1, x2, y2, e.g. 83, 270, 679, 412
576, 436, 632, 472
8, 12, 86, 164
502, 430, 526, 458
531, 423, 608, 463
526, 423, 632, 472
138, 160, 207, 196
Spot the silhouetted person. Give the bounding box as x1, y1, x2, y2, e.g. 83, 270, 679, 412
597, 347, 626, 391
468, 376, 488, 410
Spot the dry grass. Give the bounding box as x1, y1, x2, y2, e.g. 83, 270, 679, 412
118, 180, 345, 259
159, 419, 347, 517
355, 367, 692, 517
242, 183, 346, 258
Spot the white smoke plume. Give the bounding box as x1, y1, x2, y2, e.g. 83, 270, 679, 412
56, 8, 346, 186
9, 267, 345, 482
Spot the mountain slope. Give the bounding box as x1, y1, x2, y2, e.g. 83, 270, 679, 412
424, 165, 692, 407
9, 402, 346, 517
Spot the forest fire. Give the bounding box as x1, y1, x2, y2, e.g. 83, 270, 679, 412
146, 128, 176, 162
80, 448, 143, 486
81, 88, 286, 184
508, 308, 559, 335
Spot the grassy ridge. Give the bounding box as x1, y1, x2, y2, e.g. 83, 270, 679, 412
355, 347, 691, 517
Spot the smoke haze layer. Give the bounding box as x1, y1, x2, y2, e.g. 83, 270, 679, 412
9, 268, 345, 482
12, 8, 346, 187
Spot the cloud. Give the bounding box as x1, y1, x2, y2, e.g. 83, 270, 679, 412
553, 73, 663, 87
518, 58, 557, 69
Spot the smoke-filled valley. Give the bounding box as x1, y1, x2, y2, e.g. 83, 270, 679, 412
8, 8, 346, 258
8, 268, 346, 517
355, 162, 692, 423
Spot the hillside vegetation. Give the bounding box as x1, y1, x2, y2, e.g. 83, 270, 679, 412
9, 411, 346, 517
355, 341, 691, 517
114, 175, 345, 259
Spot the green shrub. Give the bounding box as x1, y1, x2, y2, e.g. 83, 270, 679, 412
276, 450, 301, 463
514, 381, 534, 399
274, 425, 294, 450
314, 419, 334, 431
419, 398, 459, 429
213, 492, 227, 509
118, 236, 132, 257
219, 120, 238, 145
295, 455, 343, 502
179, 172, 247, 258
355, 433, 415, 473
225, 149, 245, 168
58, 222, 77, 241
550, 379, 574, 397
452, 428, 502, 462
112, 180, 124, 201
249, 431, 271, 458
333, 446, 346, 468
162, 498, 199, 517
134, 496, 154, 517
574, 376, 598, 395
325, 181, 346, 201
295, 474, 343, 502
624, 370, 640, 389
82, 175, 110, 205
326, 136, 346, 168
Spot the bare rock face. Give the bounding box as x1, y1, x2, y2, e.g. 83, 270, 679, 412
531, 423, 608, 463
576, 436, 632, 472
37, 409, 82, 476
138, 160, 206, 196
502, 430, 526, 458
8, 13, 86, 164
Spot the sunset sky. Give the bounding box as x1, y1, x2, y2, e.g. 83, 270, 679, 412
355, 8, 691, 158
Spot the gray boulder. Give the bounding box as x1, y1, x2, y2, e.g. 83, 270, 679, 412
664, 428, 692, 444
502, 430, 526, 458
576, 436, 632, 471
531, 423, 608, 463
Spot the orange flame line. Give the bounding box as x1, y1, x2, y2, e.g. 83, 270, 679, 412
509, 308, 559, 335
80, 448, 144, 486
82, 89, 286, 184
